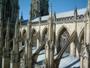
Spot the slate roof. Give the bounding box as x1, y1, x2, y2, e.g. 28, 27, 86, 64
22, 8, 87, 25
32, 8, 87, 22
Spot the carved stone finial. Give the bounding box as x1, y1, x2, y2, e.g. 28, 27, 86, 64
74, 8, 78, 20
15, 18, 20, 38
88, 0, 90, 10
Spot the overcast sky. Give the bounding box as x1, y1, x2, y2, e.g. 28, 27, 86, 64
19, 0, 87, 20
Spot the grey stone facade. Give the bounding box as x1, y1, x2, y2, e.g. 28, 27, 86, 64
0, 0, 19, 68
31, 0, 49, 19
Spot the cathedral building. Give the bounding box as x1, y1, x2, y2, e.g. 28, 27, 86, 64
0, 0, 19, 68
0, 0, 19, 38
0, 0, 90, 68
31, 0, 49, 19
0, 0, 19, 47
20, 0, 90, 68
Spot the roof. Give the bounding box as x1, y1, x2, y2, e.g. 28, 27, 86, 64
56, 8, 87, 18
32, 8, 87, 22
32, 15, 49, 22
22, 19, 28, 25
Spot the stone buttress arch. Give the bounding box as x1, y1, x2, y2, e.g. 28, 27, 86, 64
79, 28, 84, 55
56, 26, 70, 54
79, 28, 84, 43
41, 27, 48, 41
31, 28, 37, 47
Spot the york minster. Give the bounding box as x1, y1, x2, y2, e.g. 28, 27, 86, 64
0, 0, 90, 68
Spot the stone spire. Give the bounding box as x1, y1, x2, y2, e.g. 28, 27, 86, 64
0, 0, 3, 67
2, 18, 10, 68
20, 13, 23, 21
80, 43, 90, 68
15, 18, 19, 38
30, 2, 32, 21
11, 18, 20, 68
85, 0, 90, 19
45, 3, 54, 68
19, 13, 23, 27
5, 18, 10, 48
48, 3, 53, 41
54, 12, 56, 21
80, 1, 90, 68
88, 0, 90, 49
74, 8, 78, 34
45, 41, 50, 68
87, 0, 90, 16
88, 0, 90, 10
25, 6, 33, 67
74, 8, 78, 20
48, 3, 55, 41
0, 0, 2, 20
11, 0, 19, 22
25, 18, 32, 68
20, 16, 23, 22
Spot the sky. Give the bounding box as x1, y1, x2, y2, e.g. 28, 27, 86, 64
19, 0, 87, 20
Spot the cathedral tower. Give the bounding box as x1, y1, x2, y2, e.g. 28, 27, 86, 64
88, 0, 90, 10
1, 0, 19, 23
0, 0, 2, 21
0, 0, 19, 68
31, 0, 49, 19
0, 0, 19, 57
1, 0, 19, 38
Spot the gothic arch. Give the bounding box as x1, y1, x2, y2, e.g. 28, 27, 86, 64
79, 28, 84, 43
22, 29, 27, 39
70, 30, 80, 57
31, 28, 37, 36
21, 29, 27, 46
57, 26, 70, 37
56, 26, 70, 54
53, 31, 56, 44
79, 28, 84, 54
36, 31, 40, 39
31, 28, 37, 47
41, 27, 48, 42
